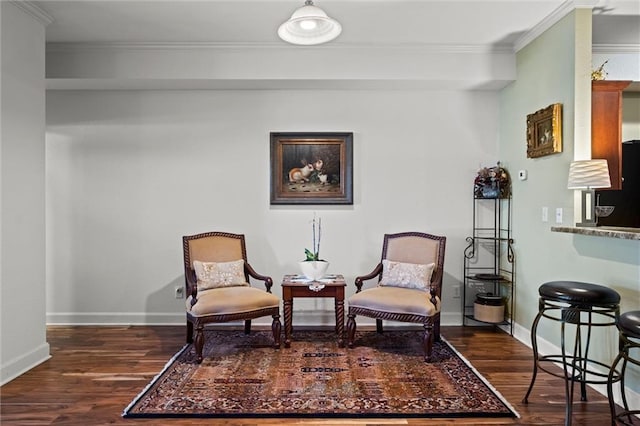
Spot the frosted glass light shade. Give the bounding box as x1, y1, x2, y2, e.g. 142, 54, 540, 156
278, 0, 342, 45
567, 159, 611, 189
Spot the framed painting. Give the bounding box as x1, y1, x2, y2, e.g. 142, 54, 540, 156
526, 103, 562, 158
270, 132, 353, 205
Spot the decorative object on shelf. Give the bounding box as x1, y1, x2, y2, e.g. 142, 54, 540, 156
298, 213, 329, 283
270, 132, 353, 205
591, 60, 608, 81
568, 159, 611, 227
526, 103, 562, 158
474, 293, 505, 324
474, 163, 511, 199
277, 0, 342, 46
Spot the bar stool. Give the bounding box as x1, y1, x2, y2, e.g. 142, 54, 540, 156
608, 310, 640, 425
523, 281, 620, 426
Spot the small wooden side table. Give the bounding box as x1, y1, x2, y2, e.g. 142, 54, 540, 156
281, 274, 346, 348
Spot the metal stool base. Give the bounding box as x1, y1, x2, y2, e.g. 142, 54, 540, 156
523, 286, 619, 426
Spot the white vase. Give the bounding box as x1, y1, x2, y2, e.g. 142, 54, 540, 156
298, 260, 329, 281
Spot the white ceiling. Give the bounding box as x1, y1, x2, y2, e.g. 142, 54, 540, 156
33, 0, 640, 48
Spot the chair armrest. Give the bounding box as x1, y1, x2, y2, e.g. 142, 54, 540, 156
354, 263, 383, 293
245, 262, 274, 293
185, 268, 199, 307
429, 267, 443, 305
429, 287, 438, 306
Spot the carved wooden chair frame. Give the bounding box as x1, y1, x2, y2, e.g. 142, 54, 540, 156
182, 231, 281, 363
346, 231, 446, 361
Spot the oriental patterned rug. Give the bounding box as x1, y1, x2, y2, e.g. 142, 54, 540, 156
123, 329, 518, 419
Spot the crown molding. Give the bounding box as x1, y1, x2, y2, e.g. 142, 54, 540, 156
513, 1, 575, 52
46, 41, 514, 55
513, 0, 598, 53
592, 43, 640, 54
10, 1, 54, 26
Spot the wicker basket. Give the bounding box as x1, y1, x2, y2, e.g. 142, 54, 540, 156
474, 293, 505, 323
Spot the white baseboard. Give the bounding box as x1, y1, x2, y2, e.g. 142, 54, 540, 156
1, 343, 51, 386
47, 312, 185, 325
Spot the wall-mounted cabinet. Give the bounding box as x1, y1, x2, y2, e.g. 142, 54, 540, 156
592, 80, 632, 190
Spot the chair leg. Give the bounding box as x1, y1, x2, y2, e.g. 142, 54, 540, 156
186, 320, 194, 344
244, 319, 251, 334
346, 313, 356, 348
272, 314, 282, 348
376, 319, 383, 333
423, 323, 434, 362
194, 323, 205, 364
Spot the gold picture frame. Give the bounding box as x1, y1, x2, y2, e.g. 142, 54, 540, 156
526, 103, 562, 158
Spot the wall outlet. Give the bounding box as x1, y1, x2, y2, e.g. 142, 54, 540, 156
174, 286, 184, 299
453, 285, 461, 299
518, 170, 528, 181
555, 207, 563, 224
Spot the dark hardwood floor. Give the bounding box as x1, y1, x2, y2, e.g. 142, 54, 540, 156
0, 325, 629, 425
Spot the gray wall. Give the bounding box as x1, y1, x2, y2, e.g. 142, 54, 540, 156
0, 2, 50, 384
45, 89, 500, 326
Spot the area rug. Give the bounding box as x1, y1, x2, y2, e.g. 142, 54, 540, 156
123, 329, 518, 419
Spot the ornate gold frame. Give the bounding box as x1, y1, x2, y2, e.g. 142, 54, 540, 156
526, 103, 562, 158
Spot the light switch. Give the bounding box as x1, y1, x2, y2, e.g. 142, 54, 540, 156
518, 170, 528, 181
555, 208, 563, 224
542, 207, 548, 222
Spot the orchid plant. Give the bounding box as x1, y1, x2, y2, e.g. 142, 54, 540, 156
304, 213, 323, 261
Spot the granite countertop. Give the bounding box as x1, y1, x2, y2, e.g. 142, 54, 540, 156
551, 226, 640, 240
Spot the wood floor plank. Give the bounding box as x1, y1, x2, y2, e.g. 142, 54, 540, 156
0, 325, 630, 425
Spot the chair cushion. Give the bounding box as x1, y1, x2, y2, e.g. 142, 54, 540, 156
187, 286, 279, 317
379, 259, 435, 291
193, 259, 248, 291
618, 311, 640, 339
348, 286, 440, 317
539, 281, 620, 306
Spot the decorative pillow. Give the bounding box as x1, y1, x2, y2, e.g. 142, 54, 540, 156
379, 260, 435, 291
193, 259, 249, 291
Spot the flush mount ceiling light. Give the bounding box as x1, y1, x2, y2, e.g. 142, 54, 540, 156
278, 0, 342, 46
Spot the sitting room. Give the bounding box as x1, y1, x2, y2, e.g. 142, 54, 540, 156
1, 0, 639, 424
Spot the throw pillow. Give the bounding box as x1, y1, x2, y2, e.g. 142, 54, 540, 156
379, 259, 435, 291
193, 259, 249, 291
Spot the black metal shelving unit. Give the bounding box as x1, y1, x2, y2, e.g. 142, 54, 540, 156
462, 167, 515, 335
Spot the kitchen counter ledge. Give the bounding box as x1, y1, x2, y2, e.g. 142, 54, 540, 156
551, 226, 640, 240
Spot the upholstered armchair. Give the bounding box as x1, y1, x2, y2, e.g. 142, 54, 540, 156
346, 232, 446, 361
182, 232, 281, 363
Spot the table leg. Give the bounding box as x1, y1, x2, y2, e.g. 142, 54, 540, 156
336, 298, 345, 348
284, 299, 293, 348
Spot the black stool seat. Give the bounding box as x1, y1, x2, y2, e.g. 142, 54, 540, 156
539, 281, 621, 306
618, 311, 640, 338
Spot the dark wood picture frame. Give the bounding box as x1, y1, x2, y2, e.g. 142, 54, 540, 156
270, 132, 353, 205
526, 103, 562, 158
